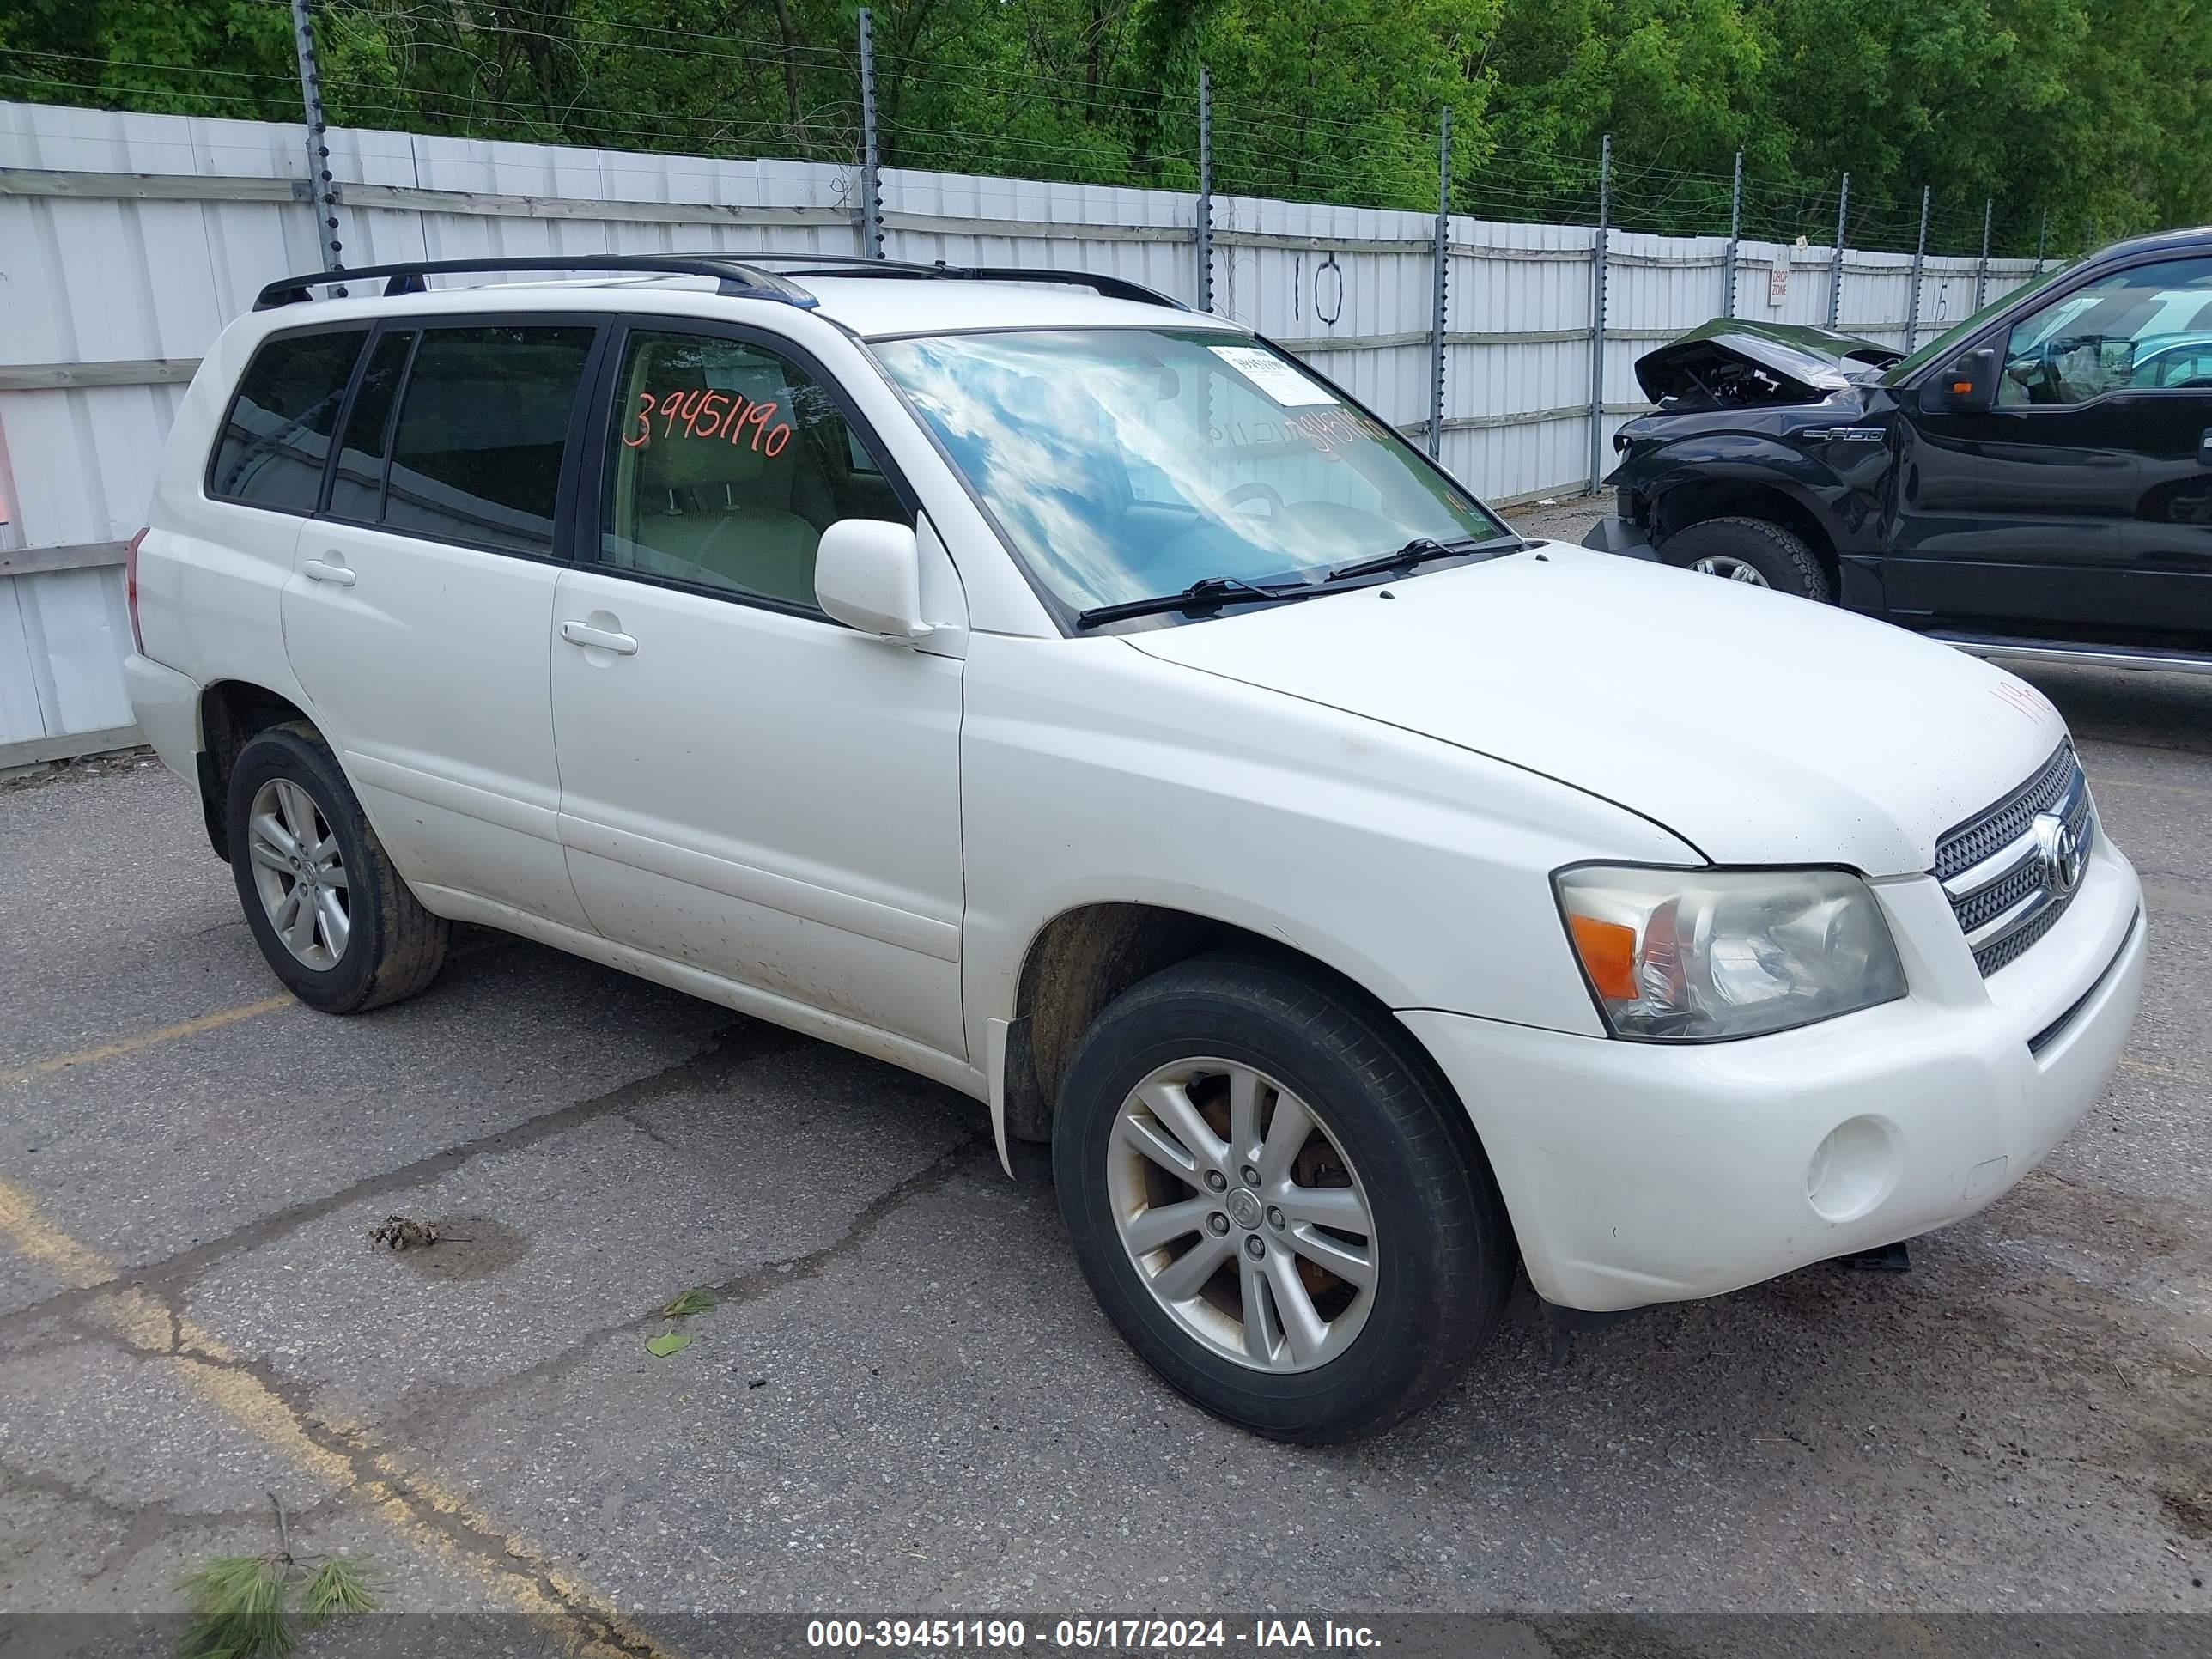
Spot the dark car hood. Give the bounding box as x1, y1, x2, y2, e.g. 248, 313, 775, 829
1635, 319, 1905, 409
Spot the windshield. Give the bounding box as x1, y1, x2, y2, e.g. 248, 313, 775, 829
1884, 261, 2076, 381
870, 327, 1510, 619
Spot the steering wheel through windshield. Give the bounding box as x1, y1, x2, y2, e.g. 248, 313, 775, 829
1209, 481, 1285, 518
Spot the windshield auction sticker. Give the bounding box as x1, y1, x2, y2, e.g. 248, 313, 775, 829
1207, 343, 1339, 407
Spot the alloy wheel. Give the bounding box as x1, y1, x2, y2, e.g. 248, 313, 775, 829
1106, 1058, 1377, 1372
1689, 554, 1771, 586
245, 778, 349, 969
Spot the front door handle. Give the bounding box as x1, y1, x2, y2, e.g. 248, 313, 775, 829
559, 619, 638, 656
301, 556, 356, 586
2199, 427, 2211, 466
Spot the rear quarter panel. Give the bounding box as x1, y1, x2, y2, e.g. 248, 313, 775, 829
136, 317, 317, 726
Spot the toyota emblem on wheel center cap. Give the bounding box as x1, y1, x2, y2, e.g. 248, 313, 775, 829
2032, 811, 2086, 896
1225, 1188, 1264, 1230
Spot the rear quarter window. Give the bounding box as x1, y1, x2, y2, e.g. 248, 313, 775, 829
205, 329, 369, 512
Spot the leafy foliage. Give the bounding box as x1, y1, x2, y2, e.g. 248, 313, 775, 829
176, 1553, 294, 1659
173, 1498, 376, 1659
301, 1556, 378, 1622
2, 0, 2203, 253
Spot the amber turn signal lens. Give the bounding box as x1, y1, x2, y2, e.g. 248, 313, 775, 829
1568, 914, 1638, 1001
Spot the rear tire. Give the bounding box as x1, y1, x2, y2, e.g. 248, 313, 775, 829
1661, 514, 1831, 600
1053, 953, 1512, 1443
226, 722, 448, 1014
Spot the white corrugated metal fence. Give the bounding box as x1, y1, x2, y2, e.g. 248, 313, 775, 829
0, 100, 2041, 764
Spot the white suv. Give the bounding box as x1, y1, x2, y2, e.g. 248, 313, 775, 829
124, 253, 2146, 1442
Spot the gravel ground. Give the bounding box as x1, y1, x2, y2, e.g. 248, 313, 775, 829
2, 552, 2209, 1654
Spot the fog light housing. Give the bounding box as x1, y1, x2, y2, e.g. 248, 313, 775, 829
1805, 1115, 1899, 1223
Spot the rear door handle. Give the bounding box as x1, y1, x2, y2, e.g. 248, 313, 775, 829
559, 619, 638, 656
301, 556, 356, 586
2199, 427, 2211, 465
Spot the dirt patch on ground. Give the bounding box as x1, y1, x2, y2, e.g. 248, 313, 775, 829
2161, 1487, 2212, 1542
385, 1217, 529, 1282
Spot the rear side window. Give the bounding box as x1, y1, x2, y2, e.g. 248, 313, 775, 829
326, 331, 415, 523
206, 330, 368, 512
381, 325, 596, 555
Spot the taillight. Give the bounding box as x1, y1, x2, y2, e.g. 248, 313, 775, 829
125, 526, 149, 653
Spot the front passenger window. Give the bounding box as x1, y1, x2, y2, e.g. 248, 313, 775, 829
596, 331, 910, 612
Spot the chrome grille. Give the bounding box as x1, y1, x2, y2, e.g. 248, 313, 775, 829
1935, 743, 2094, 977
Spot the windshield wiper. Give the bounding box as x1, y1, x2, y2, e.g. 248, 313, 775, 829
1073, 575, 1322, 630
1322, 534, 1504, 585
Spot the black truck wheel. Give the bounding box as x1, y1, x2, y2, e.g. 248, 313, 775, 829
1662, 515, 1831, 601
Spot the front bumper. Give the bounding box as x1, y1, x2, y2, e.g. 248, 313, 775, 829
1580, 513, 1657, 558
1401, 835, 2146, 1312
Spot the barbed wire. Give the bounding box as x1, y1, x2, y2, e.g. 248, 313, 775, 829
0, 25, 2070, 258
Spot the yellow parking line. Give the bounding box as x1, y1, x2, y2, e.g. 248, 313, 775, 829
0, 993, 297, 1090
0, 1177, 671, 1657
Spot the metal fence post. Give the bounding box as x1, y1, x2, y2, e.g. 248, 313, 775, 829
855, 8, 884, 258
1723, 149, 1742, 318
1905, 185, 1930, 349
2034, 210, 2047, 276
1587, 131, 1610, 493
1827, 173, 1849, 327
1974, 198, 1991, 311
1195, 67, 1213, 313
1426, 106, 1450, 459
289, 0, 345, 288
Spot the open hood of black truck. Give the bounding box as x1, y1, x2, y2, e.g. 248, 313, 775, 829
1634, 319, 1905, 410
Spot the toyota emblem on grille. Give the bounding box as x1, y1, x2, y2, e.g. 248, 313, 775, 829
2032, 811, 2087, 896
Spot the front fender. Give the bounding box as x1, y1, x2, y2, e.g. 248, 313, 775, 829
1623, 428, 1887, 556
956, 633, 1700, 1081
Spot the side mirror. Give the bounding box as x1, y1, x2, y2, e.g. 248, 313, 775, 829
1920, 346, 1999, 414
814, 519, 934, 641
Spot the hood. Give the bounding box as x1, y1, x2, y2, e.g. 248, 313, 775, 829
1635, 319, 1905, 410
1121, 545, 2067, 877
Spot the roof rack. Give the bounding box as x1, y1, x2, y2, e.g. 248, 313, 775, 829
252, 254, 820, 312
725, 252, 1189, 312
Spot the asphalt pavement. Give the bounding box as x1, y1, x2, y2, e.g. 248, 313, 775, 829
1, 515, 2208, 1653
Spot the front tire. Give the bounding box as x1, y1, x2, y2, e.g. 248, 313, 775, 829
1661, 514, 1831, 600
226, 722, 449, 1014
1054, 953, 1512, 1443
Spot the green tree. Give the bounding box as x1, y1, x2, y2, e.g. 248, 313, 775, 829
3, 0, 2203, 251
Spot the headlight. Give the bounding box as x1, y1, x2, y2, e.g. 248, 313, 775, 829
1555, 866, 1906, 1041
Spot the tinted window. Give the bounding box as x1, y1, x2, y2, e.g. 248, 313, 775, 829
595, 330, 908, 611
326, 331, 414, 523
207, 330, 367, 511
382, 325, 595, 554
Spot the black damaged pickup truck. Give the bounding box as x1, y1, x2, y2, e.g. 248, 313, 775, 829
1588, 226, 2212, 672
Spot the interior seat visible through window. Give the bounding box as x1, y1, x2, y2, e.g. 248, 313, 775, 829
599, 330, 908, 612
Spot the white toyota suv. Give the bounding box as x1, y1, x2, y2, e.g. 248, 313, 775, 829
124, 253, 2146, 1442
